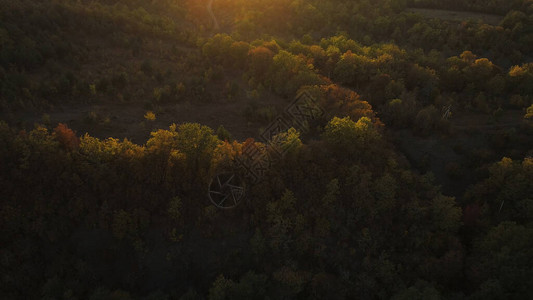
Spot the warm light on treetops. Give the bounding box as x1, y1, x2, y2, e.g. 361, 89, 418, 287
1, 0, 532, 298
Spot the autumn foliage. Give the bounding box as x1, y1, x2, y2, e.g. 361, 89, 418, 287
53, 123, 79, 151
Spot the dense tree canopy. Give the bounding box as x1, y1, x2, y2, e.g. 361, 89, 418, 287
0, 0, 532, 299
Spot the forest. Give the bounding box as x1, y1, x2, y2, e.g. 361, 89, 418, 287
0, 0, 532, 299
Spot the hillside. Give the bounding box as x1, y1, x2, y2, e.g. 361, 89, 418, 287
1, 0, 532, 299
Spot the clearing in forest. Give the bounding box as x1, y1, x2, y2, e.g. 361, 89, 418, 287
405, 8, 503, 25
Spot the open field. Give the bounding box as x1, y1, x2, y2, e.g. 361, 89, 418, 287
2, 78, 290, 144
406, 8, 504, 25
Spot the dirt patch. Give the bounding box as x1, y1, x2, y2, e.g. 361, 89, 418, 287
405, 8, 503, 25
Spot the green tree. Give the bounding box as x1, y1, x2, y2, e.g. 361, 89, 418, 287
248, 46, 274, 81
269, 50, 321, 96
216, 125, 232, 142
270, 127, 302, 156
322, 116, 381, 159
208, 275, 235, 300
431, 195, 462, 233
414, 105, 440, 136
230, 41, 251, 69
202, 34, 234, 65
333, 51, 358, 85
468, 222, 533, 299
174, 123, 220, 184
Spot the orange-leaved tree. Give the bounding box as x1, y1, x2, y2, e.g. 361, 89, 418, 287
54, 123, 79, 151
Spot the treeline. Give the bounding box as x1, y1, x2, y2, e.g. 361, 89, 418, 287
1, 115, 531, 298
191, 0, 533, 62
407, 0, 532, 15
200, 33, 533, 133
3, 0, 533, 114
